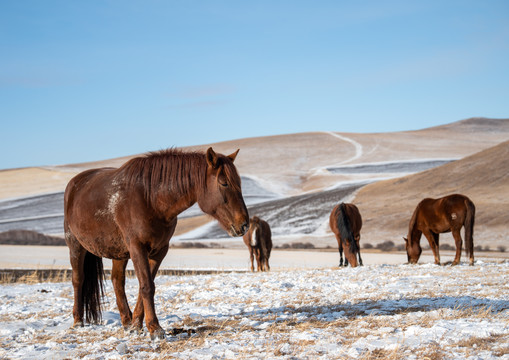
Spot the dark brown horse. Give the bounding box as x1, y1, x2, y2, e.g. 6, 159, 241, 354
243, 216, 272, 272
64, 148, 249, 339
404, 193, 475, 265
329, 203, 362, 267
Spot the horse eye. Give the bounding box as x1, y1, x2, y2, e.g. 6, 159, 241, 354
220, 182, 228, 187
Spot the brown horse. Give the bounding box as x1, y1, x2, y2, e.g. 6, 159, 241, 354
404, 194, 475, 265
329, 203, 362, 267
243, 216, 272, 272
64, 148, 249, 339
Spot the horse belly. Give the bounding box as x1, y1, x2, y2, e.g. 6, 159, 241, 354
71, 226, 129, 260
96, 235, 130, 260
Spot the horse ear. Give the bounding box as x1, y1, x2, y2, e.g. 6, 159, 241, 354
206, 147, 219, 168
403, 237, 408, 243
228, 149, 240, 162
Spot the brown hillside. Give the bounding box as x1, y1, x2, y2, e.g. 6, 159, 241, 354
354, 139, 509, 248
1, 117, 508, 200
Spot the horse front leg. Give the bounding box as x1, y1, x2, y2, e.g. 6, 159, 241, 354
357, 250, 363, 267
355, 235, 363, 266
130, 242, 166, 339
451, 229, 463, 265
112, 259, 132, 328
424, 230, 440, 265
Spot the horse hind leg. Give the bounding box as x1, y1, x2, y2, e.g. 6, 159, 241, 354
255, 249, 262, 272
112, 259, 132, 328
356, 236, 363, 266
261, 255, 269, 272
65, 229, 87, 328
336, 235, 345, 267
249, 248, 255, 272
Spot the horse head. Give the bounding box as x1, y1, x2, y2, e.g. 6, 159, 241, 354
197, 147, 249, 237
404, 236, 421, 264
342, 239, 359, 267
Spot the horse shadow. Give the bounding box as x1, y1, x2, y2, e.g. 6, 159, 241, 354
240, 295, 509, 324
161, 295, 508, 336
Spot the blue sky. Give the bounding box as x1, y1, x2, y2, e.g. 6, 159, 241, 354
1, 1, 508, 169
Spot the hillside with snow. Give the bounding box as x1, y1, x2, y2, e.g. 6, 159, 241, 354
0, 117, 508, 249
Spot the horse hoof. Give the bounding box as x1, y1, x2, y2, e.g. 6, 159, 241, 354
128, 325, 143, 334
72, 321, 84, 328
150, 328, 166, 340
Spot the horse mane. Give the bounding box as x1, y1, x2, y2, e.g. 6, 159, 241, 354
117, 148, 242, 206
118, 149, 208, 205
212, 153, 242, 193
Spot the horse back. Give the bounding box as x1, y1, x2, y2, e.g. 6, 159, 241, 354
415, 194, 472, 233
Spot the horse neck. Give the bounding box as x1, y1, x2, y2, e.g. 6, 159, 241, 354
154, 165, 206, 220
407, 207, 420, 244
409, 226, 421, 246
119, 151, 207, 220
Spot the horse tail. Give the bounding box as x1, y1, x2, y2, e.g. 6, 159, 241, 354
258, 226, 266, 252
259, 221, 272, 271
258, 227, 266, 266
464, 198, 475, 261
82, 252, 105, 324
337, 203, 359, 255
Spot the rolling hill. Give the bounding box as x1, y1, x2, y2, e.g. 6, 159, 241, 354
355, 139, 509, 249
0, 117, 508, 250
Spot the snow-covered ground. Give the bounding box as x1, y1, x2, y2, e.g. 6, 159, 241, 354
1, 261, 507, 359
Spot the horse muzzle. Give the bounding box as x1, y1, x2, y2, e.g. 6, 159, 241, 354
229, 221, 249, 237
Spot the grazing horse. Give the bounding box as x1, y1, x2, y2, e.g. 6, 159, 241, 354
64, 148, 249, 339
404, 193, 475, 266
243, 216, 272, 271
329, 203, 362, 267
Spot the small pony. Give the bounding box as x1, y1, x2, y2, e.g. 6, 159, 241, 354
404, 193, 475, 265
64, 148, 249, 339
243, 216, 272, 271
329, 203, 362, 267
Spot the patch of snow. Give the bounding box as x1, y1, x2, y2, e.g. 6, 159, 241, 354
325, 131, 363, 164
0, 262, 508, 359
